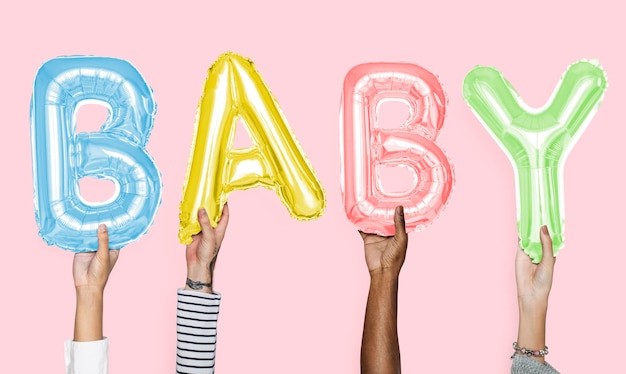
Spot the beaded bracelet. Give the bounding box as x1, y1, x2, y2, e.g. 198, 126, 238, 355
511, 342, 549, 358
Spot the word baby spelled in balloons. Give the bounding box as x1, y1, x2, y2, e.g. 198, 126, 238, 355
178, 53, 326, 244
30, 53, 606, 258
341, 63, 455, 236
31, 56, 162, 252
463, 60, 607, 263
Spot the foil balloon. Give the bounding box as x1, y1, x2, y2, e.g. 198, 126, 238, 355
179, 52, 325, 244
341, 63, 454, 236
31, 56, 162, 252
463, 60, 607, 262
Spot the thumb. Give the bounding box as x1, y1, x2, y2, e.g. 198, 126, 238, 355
198, 208, 212, 232
393, 206, 407, 243
539, 225, 555, 267
96, 224, 110, 261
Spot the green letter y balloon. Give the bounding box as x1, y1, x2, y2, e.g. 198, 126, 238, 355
463, 60, 607, 262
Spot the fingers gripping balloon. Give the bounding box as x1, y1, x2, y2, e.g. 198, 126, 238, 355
179, 52, 326, 244
31, 56, 163, 252
341, 63, 455, 236
463, 60, 607, 262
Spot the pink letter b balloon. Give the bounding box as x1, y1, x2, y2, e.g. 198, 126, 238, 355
341, 63, 454, 236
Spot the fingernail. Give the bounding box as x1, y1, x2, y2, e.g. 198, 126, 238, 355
98, 224, 107, 233
200, 208, 207, 217
541, 225, 549, 235
397, 206, 404, 216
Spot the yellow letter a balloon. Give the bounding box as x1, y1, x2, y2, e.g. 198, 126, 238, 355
179, 52, 326, 243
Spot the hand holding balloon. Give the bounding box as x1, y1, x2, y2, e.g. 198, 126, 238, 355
73, 225, 120, 294
73, 224, 119, 342
185, 204, 230, 294
516, 226, 555, 309
360, 206, 409, 278
515, 226, 556, 365
360, 205, 408, 374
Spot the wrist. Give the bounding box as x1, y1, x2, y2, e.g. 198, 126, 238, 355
75, 286, 105, 299
187, 262, 211, 279
369, 270, 400, 294
518, 297, 548, 314
186, 268, 211, 282
185, 277, 213, 293
75, 289, 104, 315
369, 268, 400, 282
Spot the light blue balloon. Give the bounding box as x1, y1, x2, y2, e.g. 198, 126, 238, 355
31, 56, 162, 252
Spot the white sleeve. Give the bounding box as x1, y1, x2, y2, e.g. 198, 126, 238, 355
176, 289, 221, 374
64, 338, 108, 374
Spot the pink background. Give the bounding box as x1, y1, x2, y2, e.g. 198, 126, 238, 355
1, 0, 624, 372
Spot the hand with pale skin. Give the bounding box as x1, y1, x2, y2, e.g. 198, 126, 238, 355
184, 204, 230, 294
515, 225, 556, 364
73, 224, 120, 342
360, 206, 408, 374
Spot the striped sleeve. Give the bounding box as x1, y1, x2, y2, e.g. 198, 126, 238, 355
176, 289, 221, 374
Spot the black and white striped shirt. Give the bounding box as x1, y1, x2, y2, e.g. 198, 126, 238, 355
176, 289, 221, 374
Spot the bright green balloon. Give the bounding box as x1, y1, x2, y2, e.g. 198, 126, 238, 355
463, 61, 607, 263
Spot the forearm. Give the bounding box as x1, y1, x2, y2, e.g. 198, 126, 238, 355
516, 299, 548, 364
361, 271, 401, 374
74, 289, 104, 342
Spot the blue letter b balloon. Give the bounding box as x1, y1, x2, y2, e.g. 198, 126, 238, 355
31, 56, 162, 252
